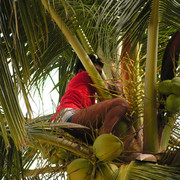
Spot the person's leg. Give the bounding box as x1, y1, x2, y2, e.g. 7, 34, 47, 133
71, 98, 128, 134
99, 99, 128, 134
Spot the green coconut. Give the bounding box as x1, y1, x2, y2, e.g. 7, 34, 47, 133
67, 158, 93, 180
165, 94, 180, 113
93, 134, 124, 161
171, 77, 180, 95
114, 121, 128, 138
158, 80, 172, 95
96, 163, 118, 180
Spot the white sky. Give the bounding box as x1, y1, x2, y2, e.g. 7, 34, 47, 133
20, 70, 59, 118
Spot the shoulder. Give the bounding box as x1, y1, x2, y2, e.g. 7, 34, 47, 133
74, 71, 92, 83
69, 71, 88, 82
78, 71, 88, 76
76, 71, 89, 79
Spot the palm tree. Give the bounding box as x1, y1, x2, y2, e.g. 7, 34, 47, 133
0, 0, 180, 179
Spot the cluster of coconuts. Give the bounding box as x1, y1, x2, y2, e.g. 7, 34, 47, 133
158, 77, 180, 113
67, 134, 124, 180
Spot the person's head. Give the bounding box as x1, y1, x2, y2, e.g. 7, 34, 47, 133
74, 54, 104, 75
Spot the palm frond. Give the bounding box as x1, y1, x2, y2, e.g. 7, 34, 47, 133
130, 161, 180, 179
0, 48, 27, 150
160, 0, 180, 29
0, 136, 23, 179
26, 122, 91, 158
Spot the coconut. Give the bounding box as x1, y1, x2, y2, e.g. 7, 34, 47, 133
95, 163, 118, 180
93, 134, 124, 161
114, 121, 128, 138
171, 77, 180, 95
165, 94, 180, 113
158, 80, 172, 95
67, 158, 93, 180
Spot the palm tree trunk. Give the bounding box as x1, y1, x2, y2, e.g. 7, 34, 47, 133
143, 0, 159, 153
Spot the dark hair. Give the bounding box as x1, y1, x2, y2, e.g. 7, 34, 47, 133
74, 54, 103, 74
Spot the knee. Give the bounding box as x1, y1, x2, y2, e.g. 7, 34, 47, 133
108, 98, 128, 114
115, 98, 128, 109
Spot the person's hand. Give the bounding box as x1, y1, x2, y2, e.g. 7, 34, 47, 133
106, 79, 124, 96
112, 79, 123, 93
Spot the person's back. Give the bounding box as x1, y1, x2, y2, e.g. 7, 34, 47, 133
56, 71, 96, 111
52, 54, 103, 123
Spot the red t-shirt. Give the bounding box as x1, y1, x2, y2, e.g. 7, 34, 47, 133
52, 71, 96, 120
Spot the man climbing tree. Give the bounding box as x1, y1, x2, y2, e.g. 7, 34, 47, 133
52, 54, 129, 135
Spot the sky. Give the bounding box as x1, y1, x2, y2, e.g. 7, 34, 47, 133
20, 70, 59, 118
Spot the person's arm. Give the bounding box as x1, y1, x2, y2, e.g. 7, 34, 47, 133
107, 79, 124, 95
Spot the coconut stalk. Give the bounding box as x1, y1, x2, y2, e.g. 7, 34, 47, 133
143, 0, 159, 153
41, 0, 111, 100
